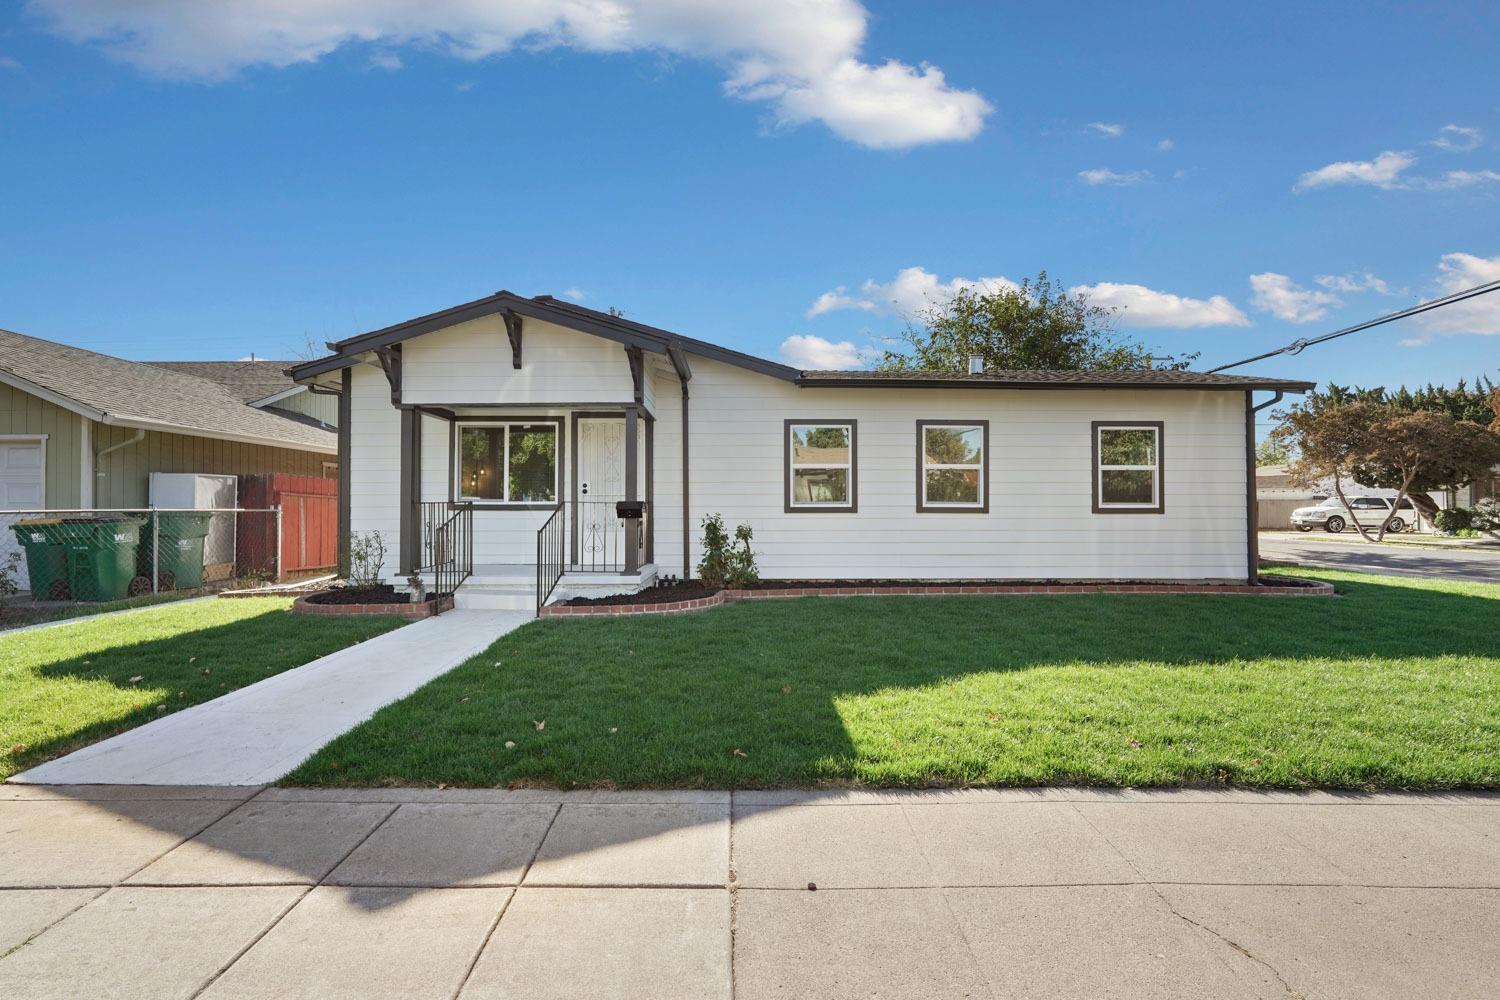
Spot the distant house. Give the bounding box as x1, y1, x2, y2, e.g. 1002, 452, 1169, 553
0, 329, 337, 513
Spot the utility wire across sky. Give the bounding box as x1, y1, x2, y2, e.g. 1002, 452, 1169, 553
1207, 279, 1500, 374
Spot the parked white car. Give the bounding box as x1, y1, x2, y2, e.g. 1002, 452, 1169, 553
1290, 496, 1417, 533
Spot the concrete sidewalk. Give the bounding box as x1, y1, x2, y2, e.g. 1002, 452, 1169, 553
10, 609, 529, 786
1, 786, 1495, 998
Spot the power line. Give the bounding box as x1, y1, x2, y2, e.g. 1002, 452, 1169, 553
1206, 278, 1500, 374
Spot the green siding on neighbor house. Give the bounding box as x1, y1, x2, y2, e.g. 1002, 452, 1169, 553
265, 388, 338, 427
0, 380, 83, 508
91, 422, 328, 508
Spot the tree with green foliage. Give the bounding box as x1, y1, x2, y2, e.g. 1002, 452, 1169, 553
878, 272, 1199, 373
1275, 391, 1500, 540
1255, 436, 1291, 467
1320, 376, 1497, 423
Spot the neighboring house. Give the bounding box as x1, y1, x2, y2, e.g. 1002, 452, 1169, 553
0, 329, 337, 514
292, 291, 1313, 606
1256, 464, 1449, 529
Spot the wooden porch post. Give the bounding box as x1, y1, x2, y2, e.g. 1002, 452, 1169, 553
398, 408, 418, 574
624, 405, 640, 573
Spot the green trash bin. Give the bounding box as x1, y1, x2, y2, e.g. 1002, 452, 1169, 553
57, 516, 147, 602
9, 519, 71, 600
138, 511, 215, 591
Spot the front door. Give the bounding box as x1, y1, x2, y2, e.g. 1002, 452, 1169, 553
573, 413, 645, 569
575, 418, 626, 570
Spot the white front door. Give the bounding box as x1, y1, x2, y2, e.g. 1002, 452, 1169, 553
575, 418, 626, 570
573, 413, 645, 569
1, 438, 46, 581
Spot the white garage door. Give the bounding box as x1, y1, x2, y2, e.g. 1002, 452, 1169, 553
2, 439, 46, 580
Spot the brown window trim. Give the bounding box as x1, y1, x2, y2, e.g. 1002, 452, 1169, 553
784, 418, 858, 513
451, 415, 565, 509
915, 420, 990, 513
1091, 420, 1165, 514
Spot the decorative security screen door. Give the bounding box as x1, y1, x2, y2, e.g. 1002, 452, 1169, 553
575, 418, 627, 570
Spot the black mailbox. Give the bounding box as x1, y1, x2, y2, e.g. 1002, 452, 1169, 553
615, 500, 645, 520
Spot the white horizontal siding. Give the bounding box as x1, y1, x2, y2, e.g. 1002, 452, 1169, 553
348, 362, 401, 581
401, 316, 637, 406
649, 358, 1251, 582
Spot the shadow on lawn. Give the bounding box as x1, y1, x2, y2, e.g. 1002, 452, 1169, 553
4, 574, 1498, 914
4, 606, 395, 778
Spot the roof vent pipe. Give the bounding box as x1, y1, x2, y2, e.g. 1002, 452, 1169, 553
967, 355, 985, 375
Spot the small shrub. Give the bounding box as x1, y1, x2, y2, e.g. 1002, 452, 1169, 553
0, 550, 22, 614
347, 531, 387, 588
1433, 506, 1472, 533
697, 514, 759, 588
1472, 498, 1500, 533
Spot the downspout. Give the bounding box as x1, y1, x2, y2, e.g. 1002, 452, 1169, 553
1245, 390, 1285, 583
681, 378, 690, 581
93, 426, 145, 506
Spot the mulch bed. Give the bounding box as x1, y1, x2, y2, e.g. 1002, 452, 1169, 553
304, 585, 416, 606
556, 575, 1331, 610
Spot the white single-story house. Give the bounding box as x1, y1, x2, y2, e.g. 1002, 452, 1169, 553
289, 291, 1313, 609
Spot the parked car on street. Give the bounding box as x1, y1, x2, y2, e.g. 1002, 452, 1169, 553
1290, 495, 1417, 533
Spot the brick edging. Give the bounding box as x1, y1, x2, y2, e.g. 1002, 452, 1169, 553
290, 594, 454, 619
539, 578, 1334, 617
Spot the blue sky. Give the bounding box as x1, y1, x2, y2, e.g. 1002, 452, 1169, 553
1, 1, 1497, 402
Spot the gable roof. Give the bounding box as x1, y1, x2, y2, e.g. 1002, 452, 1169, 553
0, 329, 336, 454
148, 360, 304, 405
288, 290, 1314, 394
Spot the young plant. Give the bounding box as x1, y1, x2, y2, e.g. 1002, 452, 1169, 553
697, 514, 759, 589
347, 531, 387, 589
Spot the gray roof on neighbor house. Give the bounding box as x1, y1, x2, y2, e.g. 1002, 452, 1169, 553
0, 329, 337, 453
148, 360, 302, 404
290, 290, 1316, 394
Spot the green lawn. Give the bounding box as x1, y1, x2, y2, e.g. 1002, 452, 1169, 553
286, 569, 1500, 791
1, 597, 407, 779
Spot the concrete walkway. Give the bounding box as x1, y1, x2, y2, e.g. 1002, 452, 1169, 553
11, 610, 530, 786
0, 786, 1495, 999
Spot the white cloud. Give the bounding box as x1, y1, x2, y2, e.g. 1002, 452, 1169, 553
1412, 169, 1500, 190
1294, 150, 1415, 192
1430, 124, 1482, 152
1249, 273, 1341, 323
561, 286, 587, 302
1156, 138, 1174, 152
0, 54, 22, 72
1087, 121, 1124, 138
368, 50, 402, 71
1071, 283, 1249, 328
806, 266, 1017, 319
1314, 272, 1391, 295
778, 334, 877, 370
1078, 167, 1151, 186
28, 0, 990, 150
455, 80, 476, 93
1413, 252, 1500, 337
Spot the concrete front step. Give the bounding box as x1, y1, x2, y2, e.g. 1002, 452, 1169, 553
453, 586, 535, 611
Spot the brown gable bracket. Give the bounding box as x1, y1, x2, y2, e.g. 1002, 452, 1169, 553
626, 345, 645, 405
374, 345, 402, 405
503, 309, 523, 369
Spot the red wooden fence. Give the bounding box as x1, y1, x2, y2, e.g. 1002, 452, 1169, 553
239, 474, 338, 580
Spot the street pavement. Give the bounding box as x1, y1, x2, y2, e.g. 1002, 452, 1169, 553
1, 784, 1496, 999
1260, 530, 1500, 583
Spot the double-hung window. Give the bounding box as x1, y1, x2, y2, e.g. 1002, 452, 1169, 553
916, 421, 988, 512
1092, 422, 1163, 513
457, 421, 559, 505
785, 420, 857, 512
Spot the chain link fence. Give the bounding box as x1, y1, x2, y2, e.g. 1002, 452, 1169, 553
0, 508, 283, 603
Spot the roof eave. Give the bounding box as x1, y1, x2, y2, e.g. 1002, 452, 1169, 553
102, 413, 338, 455
795, 376, 1317, 392
0, 367, 107, 421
